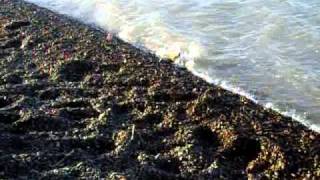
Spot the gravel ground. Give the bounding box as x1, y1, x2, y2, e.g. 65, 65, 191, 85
0, 0, 319, 179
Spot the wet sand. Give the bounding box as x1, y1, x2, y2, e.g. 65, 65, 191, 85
0, 0, 319, 179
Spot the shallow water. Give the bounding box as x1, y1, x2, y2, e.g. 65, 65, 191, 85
25, 0, 320, 132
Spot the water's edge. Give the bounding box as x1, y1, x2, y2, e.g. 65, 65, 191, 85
24, 0, 320, 133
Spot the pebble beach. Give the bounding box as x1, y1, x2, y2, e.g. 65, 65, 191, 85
0, 0, 319, 179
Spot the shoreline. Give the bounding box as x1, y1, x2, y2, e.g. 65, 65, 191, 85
1, 0, 319, 179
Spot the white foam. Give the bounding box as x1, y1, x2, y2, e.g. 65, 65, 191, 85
186, 60, 320, 133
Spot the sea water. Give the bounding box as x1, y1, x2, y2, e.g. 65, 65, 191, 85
25, 0, 320, 132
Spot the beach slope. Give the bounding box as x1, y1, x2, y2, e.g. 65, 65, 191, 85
0, 0, 319, 179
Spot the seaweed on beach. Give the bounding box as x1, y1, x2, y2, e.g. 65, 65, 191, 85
0, 0, 319, 179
